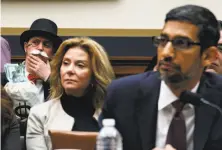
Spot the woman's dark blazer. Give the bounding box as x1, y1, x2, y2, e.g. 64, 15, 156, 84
2, 114, 21, 150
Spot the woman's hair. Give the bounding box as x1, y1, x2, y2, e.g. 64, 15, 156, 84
49, 37, 115, 110
1, 86, 13, 123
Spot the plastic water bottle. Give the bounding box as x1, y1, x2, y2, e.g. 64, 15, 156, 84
96, 119, 123, 150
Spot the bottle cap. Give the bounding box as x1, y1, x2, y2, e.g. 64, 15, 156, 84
102, 119, 115, 126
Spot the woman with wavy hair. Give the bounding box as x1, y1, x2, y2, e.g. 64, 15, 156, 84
26, 37, 115, 149
1, 86, 21, 150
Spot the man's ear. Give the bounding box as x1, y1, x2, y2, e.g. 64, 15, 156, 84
201, 46, 217, 67
24, 42, 28, 53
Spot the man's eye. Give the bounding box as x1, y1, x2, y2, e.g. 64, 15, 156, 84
158, 37, 168, 45
32, 40, 39, 44
44, 42, 52, 48
174, 39, 186, 45
217, 44, 222, 51
160, 38, 167, 42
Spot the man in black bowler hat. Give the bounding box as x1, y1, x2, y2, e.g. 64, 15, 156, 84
4, 18, 62, 119
20, 18, 62, 84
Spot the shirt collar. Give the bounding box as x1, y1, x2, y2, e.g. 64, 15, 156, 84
158, 80, 200, 111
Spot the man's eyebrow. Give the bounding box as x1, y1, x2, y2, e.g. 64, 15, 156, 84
160, 33, 168, 37
31, 37, 40, 40
44, 40, 52, 43
31, 38, 51, 42
160, 33, 194, 40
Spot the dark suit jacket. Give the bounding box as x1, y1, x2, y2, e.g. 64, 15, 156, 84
1, 114, 21, 150
100, 71, 222, 150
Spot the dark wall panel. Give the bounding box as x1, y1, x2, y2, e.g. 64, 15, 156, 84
2, 35, 157, 57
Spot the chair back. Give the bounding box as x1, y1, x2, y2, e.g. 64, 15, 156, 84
48, 130, 98, 150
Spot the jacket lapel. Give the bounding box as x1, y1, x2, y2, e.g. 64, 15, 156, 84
43, 100, 74, 149
135, 72, 221, 150
194, 73, 222, 150
136, 72, 161, 150
46, 100, 74, 131
43, 81, 50, 100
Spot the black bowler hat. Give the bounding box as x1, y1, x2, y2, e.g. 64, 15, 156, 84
20, 18, 62, 53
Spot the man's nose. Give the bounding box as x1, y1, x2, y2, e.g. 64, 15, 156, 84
216, 51, 220, 59
36, 42, 44, 50
161, 42, 175, 62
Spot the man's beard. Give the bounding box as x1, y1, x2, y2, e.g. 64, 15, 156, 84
158, 60, 201, 89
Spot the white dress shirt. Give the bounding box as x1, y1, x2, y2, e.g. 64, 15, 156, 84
25, 69, 45, 104
155, 81, 200, 150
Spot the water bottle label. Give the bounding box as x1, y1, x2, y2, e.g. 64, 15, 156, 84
96, 137, 117, 150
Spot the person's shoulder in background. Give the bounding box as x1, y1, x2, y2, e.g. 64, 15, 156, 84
1, 86, 21, 150
203, 71, 222, 87
1, 72, 9, 86
145, 55, 157, 72
1, 37, 11, 73
107, 71, 157, 94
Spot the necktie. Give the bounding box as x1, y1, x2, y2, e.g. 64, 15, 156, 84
166, 100, 187, 150
27, 74, 40, 84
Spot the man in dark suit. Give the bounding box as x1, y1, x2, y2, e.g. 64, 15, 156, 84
100, 5, 222, 150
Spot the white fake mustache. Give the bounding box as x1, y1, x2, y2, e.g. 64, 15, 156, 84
30, 49, 49, 59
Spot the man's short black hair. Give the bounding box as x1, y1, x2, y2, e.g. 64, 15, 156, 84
165, 5, 220, 53
218, 20, 222, 30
